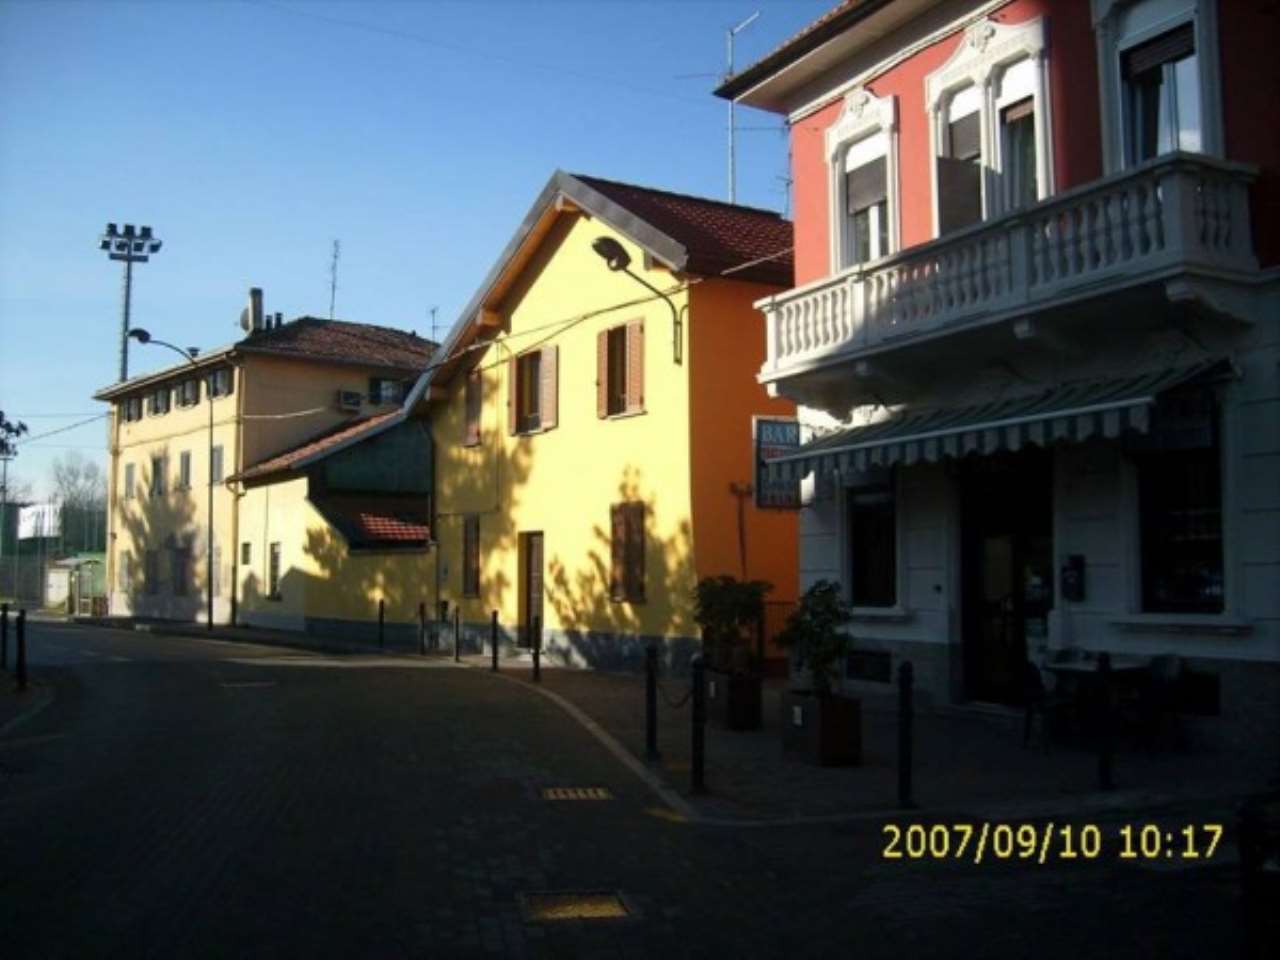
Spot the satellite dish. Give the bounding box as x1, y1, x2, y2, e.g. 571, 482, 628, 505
239, 307, 252, 332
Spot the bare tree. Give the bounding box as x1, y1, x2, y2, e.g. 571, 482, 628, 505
50, 453, 107, 552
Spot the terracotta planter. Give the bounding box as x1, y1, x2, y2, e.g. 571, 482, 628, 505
781, 690, 862, 766
707, 668, 763, 731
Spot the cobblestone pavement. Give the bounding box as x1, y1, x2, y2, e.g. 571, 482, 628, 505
0, 622, 1264, 958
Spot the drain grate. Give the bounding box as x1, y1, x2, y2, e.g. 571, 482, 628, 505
519, 891, 636, 922
541, 786, 613, 801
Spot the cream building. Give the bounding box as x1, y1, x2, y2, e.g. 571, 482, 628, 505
93, 289, 435, 624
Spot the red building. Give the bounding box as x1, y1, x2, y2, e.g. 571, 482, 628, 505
717, 0, 1279, 754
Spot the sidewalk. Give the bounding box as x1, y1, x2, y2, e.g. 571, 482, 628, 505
73, 616, 421, 657
461, 653, 1276, 824
0, 676, 53, 737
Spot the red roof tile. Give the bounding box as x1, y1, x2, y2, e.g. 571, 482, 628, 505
315, 497, 431, 546
239, 317, 436, 371
230, 411, 400, 483
574, 175, 793, 286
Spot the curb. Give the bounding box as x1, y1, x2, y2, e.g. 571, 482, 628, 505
463, 662, 1265, 831
0, 682, 56, 739
473, 665, 699, 823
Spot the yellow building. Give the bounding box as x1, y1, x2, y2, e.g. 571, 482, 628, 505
234, 173, 798, 664
93, 289, 435, 625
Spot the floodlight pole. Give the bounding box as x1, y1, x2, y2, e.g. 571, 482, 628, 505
99, 224, 163, 382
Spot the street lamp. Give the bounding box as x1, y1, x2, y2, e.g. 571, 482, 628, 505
100, 223, 163, 382
128, 328, 214, 632
591, 236, 683, 364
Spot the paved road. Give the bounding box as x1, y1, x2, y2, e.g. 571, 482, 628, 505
0, 621, 1258, 958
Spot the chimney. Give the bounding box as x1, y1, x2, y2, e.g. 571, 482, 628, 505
248, 287, 264, 331
274, 312, 283, 329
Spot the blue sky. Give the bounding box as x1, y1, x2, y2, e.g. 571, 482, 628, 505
0, 0, 826, 498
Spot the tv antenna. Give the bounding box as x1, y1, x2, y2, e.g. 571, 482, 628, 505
329, 239, 340, 319
726, 11, 760, 203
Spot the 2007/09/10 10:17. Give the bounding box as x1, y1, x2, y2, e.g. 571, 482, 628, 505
881, 823, 1224, 864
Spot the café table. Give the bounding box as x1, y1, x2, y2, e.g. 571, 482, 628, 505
1042, 654, 1151, 740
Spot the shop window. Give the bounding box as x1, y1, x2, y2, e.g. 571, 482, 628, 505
1136, 387, 1223, 613
848, 484, 896, 607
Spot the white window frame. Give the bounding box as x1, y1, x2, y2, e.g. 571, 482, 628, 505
825, 88, 899, 274
1091, 0, 1223, 173
925, 16, 1053, 235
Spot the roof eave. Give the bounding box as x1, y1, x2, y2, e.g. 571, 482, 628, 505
92, 346, 237, 401
713, 0, 896, 109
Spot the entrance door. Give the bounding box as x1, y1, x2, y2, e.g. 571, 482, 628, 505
961, 449, 1053, 705
521, 532, 544, 648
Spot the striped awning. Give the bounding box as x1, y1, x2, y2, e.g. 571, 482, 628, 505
768, 359, 1229, 481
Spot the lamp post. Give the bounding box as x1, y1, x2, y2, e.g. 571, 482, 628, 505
100, 224, 162, 382
128, 329, 214, 631
591, 236, 683, 364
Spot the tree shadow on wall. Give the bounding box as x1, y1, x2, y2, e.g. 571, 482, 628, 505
115, 470, 202, 622
544, 465, 698, 672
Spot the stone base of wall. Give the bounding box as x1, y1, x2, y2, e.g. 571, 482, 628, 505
833, 638, 953, 711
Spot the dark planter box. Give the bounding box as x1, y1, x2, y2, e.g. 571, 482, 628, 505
707, 669, 762, 731
781, 690, 862, 766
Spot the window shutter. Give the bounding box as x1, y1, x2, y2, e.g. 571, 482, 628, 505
1124, 23, 1194, 78
937, 156, 983, 234
507, 357, 518, 435
610, 504, 624, 600
540, 344, 558, 430
597, 330, 608, 419
625, 321, 644, 413
947, 112, 981, 161
627, 503, 645, 602
465, 371, 481, 446
846, 156, 887, 214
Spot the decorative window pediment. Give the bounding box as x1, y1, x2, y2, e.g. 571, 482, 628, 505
825, 88, 899, 273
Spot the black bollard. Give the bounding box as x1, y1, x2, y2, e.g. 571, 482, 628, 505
645, 645, 660, 761
532, 614, 541, 683
1, 602, 8, 671
378, 598, 385, 650
1097, 652, 1114, 790
438, 600, 448, 653
691, 654, 706, 794
16, 608, 28, 692
418, 602, 426, 656
453, 607, 461, 663
490, 610, 499, 672
898, 660, 915, 809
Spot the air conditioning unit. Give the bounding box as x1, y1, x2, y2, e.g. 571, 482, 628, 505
336, 390, 363, 412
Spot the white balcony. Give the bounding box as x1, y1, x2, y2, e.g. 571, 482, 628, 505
758, 153, 1258, 400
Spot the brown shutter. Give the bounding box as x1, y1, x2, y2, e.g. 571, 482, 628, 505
627, 503, 645, 602
507, 356, 517, 435
465, 371, 481, 446
626, 320, 644, 413
609, 504, 624, 600
597, 330, 608, 419
540, 344, 558, 431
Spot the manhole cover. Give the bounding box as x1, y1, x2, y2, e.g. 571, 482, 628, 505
541, 786, 613, 801
518, 891, 637, 922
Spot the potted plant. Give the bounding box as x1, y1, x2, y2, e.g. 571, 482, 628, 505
693, 575, 771, 730
776, 580, 861, 766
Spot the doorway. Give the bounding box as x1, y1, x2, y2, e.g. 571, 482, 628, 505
960, 449, 1053, 705
520, 532, 544, 648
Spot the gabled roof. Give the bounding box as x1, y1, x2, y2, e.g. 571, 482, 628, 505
572, 174, 794, 285
256, 170, 794, 467
94, 317, 436, 401
237, 317, 435, 371
229, 410, 400, 484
